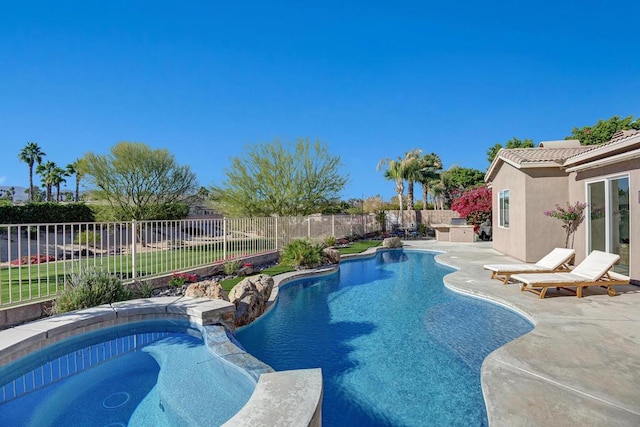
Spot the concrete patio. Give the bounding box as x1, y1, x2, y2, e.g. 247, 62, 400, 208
402, 240, 640, 426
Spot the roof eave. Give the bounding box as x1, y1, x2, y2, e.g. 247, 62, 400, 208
485, 156, 561, 183
519, 161, 563, 169
565, 147, 640, 173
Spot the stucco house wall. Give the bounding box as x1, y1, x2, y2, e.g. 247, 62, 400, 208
524, 169, 570, 262
491, 164, 570, 263
491, 162, 526, 261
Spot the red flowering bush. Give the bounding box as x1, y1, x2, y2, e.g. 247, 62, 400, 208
168, 272, 198, 287
451, 185, 492, 233
11, 254, 56, 266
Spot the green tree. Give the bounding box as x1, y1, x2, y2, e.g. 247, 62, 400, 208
0, 186, 16, 202
440, 166, 486, 208
487, 137, 534, 164
66, 159, 86, 202
197, 186, 211, 199
414, 153, 442, 210
83, 142, 198, 220
36, 160, 57, 202
402, 149, 423, 211
566, 114, 640, 146
211, 138, 348, 216
428, 180, 447, 210
363, 195, 386, 213
321, 199, 353, 215
377, 156, 410, 225
25, 187, 45, 202
18, 142, 46, 203
441, 166, 485, 191
51, 165, 68, 202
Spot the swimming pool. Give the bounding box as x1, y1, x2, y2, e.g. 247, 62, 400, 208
236, 249, 534, 426
0, 320, 256, 426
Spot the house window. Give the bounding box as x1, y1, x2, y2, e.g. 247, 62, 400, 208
587, 176, 629, 274
499, 190, 509, 228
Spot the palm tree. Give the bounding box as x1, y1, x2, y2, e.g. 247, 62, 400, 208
18, 142, 46, 202
36, 161, 56, 202
402, 149, 423, 211
0, 186, 16, 203
429, 180, 447, 210
66, 159, 85, 202
415, 153, 443, 210
51, 166, 68, 202
377, 157, 409, 227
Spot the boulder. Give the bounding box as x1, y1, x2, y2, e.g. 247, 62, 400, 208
237, 264, 254, 276
228, 274, 274, 327
322, 248, 341, 265
382, 236, 402, 248
185, 279, 229, 301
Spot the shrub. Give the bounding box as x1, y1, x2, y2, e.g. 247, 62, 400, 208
54, 268, 133, 314
417, 223, 429, 236
323, 235, 337, 248
223, 260, 242, 275
133, 281, 155, 298
0, 202, 94, 224
281, 239, 323, 269
375, 210, 387, 232
543, 201, 587, 248
451, 185, 492, 233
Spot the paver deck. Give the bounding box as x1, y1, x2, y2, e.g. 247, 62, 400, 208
402, 240, 640, 426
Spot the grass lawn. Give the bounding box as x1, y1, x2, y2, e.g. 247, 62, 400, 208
337, 240, 382, 255
0, 242, 270, 305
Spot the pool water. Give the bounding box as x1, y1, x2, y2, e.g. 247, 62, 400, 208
0, 321, 255, 426
236, 250, 533, 426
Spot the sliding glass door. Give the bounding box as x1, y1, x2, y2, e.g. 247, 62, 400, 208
587, 176, 630, 274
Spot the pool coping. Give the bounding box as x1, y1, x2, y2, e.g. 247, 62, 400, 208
0, 296, 236, 366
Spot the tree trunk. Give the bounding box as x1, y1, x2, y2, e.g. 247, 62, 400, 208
29, 166, 34, 203
407, 181, 414, 210
397, 192, 403, 227
423, 186, 429, 210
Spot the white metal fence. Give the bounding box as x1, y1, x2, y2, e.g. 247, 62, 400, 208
0, 214, 380, 307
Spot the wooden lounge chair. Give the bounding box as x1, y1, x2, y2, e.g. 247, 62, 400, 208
511, 250, 630, 298
483, 248, 575, 284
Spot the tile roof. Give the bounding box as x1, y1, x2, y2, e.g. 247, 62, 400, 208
486, 129, 640, 182
596, 129, 640, 146
498, 146, 594, 166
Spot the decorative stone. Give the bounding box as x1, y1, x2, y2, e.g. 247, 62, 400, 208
228, 274, 274, 327
322, 248, 341, 265
185, 279, 230, 301
382, 236, 402, 248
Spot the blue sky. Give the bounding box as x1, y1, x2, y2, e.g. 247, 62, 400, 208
2, 1, 638, 200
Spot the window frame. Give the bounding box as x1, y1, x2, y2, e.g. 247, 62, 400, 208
498, 189, 510, 228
